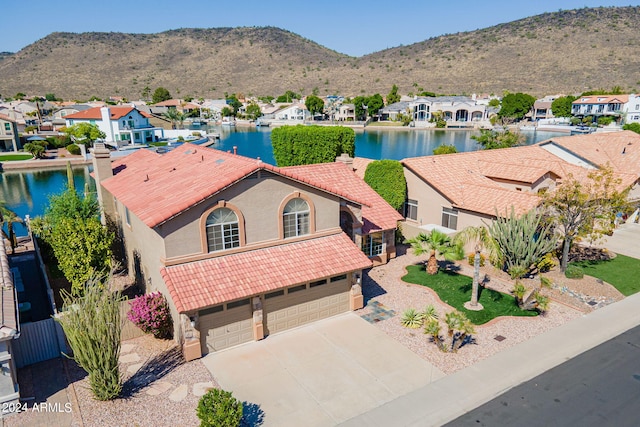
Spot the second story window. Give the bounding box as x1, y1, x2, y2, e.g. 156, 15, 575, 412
206, 208, 240, 252
283, 198, 309, 238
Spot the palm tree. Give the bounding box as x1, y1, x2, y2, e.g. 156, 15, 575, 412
406, 230, 462, 275
0, 203, 23, 254
163, 109, 180, 129
454, 226, 500, 308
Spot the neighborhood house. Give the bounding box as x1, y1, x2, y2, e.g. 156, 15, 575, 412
92, 144, 401, 359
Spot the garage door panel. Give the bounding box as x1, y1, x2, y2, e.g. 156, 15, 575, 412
200, 305, 253, 354
265, 279, 350, 335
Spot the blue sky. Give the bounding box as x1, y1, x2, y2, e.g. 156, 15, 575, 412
3, 1, 638, 56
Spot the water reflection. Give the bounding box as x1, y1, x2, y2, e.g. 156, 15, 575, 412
0, 166, 95, 236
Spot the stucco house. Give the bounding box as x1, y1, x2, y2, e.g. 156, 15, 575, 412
0, 114, 20, 152
409, 96, 489, 128
64, 106, 164, 147
273, 103, 309, 122
51, 104, 91, 127
400, 131, 640, 238
571, 94, 640, 124
92, 144, 400, 359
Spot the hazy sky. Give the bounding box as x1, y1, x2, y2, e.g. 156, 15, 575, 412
3, 1, 638, 56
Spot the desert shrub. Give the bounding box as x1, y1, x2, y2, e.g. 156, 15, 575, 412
363, 159, 406, 210
192, 131, 202, 137
127, 292, 173, 339
512, 281, 527, 303
66, 143, 81, 155
56, 281, 124, 401
597, 116, 614, 126
540, 276, 553, 289
177, 135, 185, 141
197, 388, 243, 427
564, 265, 584, 279
47, 135, 72, 148
400, 308, 423, 329
536, 253, 557, 273
535, 292, 550, 312
467, 252, 486, 267
508, 265, 528, 280
433, 144, 457, 155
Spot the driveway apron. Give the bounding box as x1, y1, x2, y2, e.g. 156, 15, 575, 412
201, 312, 444, 426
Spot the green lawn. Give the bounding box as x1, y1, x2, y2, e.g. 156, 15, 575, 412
402, 265, 538, 325
0, 154, 33, 161
571, 254, 640, 296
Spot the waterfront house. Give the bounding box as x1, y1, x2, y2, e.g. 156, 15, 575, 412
51, 104, 91, 128
92, 144, 400, 359
531, 95, 563, 121
400, 131, 640, 238
571, 94, 640, 124
64, 106, 165, 147
0, 114, 20, 152
273, 103, 309, 122
407, 96, 489, 128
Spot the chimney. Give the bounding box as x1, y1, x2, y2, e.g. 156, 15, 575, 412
233, 146, 237, 155
91, 142, 115, 224
335, 153, 354, 171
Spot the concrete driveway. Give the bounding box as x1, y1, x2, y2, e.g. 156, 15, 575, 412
601, 222, 640, 259
201, 313, 444, 427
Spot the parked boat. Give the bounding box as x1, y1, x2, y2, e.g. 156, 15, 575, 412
255, 119, 270, 127
221, 118, 236, 127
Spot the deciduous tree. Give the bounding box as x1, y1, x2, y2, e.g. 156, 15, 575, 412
551, 95, 577, 117
63, 123, 106, 147
498, 92, 535, 120
541, 166, 628, 271
305, 95, 325, 116
471, 129, 524, 150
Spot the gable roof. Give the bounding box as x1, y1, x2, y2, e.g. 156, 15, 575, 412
0, 113, 15, 123
63, 106, 152, 120
402, 145, 587, 216
162, 233, 371, 313
101, 144, 371, 228
573, 95, 629, 104
538, 131, 640, 190
282, 162, 403, 233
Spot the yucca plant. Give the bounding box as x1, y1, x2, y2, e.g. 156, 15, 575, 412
400, 308, 423, 329
421, 304, 439, 323
535, 292, 550, 313
512, 281, 527, 304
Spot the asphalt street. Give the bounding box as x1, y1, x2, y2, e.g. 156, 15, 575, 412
446, 324, 640, 427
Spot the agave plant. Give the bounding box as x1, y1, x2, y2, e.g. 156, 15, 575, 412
421, 304, 439, 323
400, 308, 423, 329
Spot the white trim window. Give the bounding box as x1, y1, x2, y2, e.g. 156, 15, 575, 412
441, 207, 458, 230
206, 208, 240, 252
283, 198, 309, 238
362, 232, 384, 257
405, 199, 418, 221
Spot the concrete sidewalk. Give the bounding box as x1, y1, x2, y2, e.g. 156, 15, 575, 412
341, 291, 640, 427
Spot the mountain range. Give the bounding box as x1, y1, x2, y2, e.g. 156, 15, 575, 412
1, 6, 639, 100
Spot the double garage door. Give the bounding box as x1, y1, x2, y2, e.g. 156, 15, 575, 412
199, 275, 350, 353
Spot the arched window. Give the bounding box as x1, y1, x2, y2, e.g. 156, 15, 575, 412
283, 198, 310, 238
206, 208, 240, 252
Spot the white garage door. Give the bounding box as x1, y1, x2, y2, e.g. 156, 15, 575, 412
264, 275, 350, 335
200, 299, 253, 354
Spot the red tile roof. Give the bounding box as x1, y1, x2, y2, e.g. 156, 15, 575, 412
101, 144, 371, 228
162, 233, 372, 312
352, 157, 374, 179
0, 113, 16, 123
283, 162, 403, 233
63, 106, 152, 120
402, 145, 587, 216
572, 95, 629, 104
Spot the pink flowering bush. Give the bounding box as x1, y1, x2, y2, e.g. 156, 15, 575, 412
127, 292, 173, 339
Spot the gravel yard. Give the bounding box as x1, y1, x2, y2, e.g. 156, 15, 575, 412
358, 246, 622, 374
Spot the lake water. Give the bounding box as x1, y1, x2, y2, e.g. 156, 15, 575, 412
207, 126, 565, 164
1, 127, 565, 235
